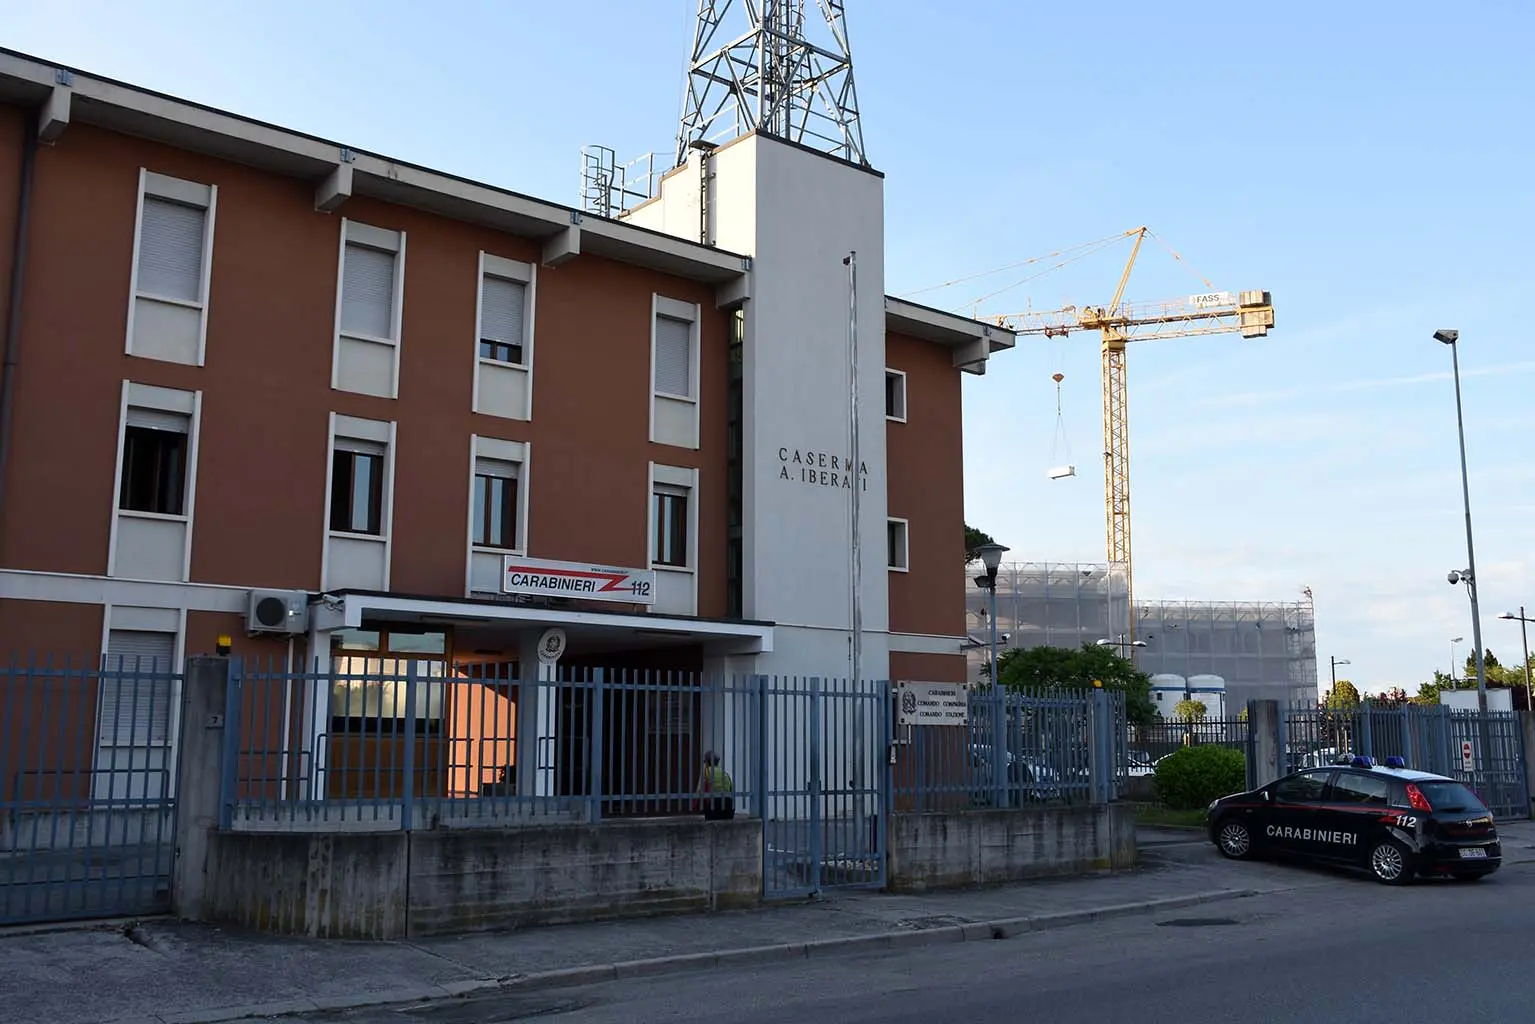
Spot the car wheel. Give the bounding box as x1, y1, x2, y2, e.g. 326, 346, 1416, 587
1215, 818, 1253, 860
1368, 838, 1413, 885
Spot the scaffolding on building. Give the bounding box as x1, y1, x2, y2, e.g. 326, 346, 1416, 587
965, 562, 1318, 708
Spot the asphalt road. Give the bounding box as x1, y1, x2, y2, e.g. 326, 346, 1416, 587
311, 855, 1535, 1024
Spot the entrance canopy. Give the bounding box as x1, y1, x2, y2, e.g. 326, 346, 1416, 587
310, 590, 775, 658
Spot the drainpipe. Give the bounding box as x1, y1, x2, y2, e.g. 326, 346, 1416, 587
0, 115, 38, 551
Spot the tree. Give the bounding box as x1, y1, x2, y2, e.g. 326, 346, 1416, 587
1323, 679, 1361, 711
1173, 699, 1207, 722
964, 524, 997, 565
994, 643, 1156, 726
1375, 686, 1410, 707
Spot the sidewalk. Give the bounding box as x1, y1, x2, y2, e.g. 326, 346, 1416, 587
5, 820, 1533, 1024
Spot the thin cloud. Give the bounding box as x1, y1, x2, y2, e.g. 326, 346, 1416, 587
1210, 361, 1535, 409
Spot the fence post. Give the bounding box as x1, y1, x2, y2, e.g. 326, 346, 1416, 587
755, 675, 769, 822
172, 656, 232, 922
588, 668, 605, 824
401, 662, 416, 832
1521, 711, 1535, 820
1089, 688, 1112, 805
1248, 700, 1283, 791
1359, 705, 1374, 759
991, 686, 1007, 808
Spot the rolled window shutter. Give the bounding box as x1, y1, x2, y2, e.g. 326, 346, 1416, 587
137, 197, 205, 303
480, 277, 526, 351
654, 316, 692, 397
341, 243, 396, 339
125, 408, 190, 433
101, 630, 176, 745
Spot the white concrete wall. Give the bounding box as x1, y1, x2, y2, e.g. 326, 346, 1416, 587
707, 135, 890, 684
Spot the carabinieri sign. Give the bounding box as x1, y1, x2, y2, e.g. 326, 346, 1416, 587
502, 556, 656, 606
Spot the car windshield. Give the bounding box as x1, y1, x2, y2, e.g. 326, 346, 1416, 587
1415, 780, 1489, 815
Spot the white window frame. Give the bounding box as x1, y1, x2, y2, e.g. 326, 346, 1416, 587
885, 368, 908, 423
649, 295, 701, 448
97, 605, 186, 750
464, 435, 531, 594
124, 169, 217, 366
331, 219, 406, 399
320, 412, 397, 588
648, 463, 699, 608
106, 380, 202, 582
471, 252, 537, 420
887, 516, 910, 572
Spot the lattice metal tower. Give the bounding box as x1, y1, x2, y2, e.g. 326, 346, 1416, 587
676, 0, 868, 168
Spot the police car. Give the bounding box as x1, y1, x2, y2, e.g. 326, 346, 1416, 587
1206, 755, 1501, 884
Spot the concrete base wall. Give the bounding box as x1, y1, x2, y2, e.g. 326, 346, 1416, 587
888, 803, 1137, 893
204, 818, 762, 940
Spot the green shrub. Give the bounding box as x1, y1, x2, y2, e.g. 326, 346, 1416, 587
1153, 745, 1247, 810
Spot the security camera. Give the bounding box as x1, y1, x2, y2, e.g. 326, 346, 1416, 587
1447, 571, 1461, 585
1433, 329, 1459, 345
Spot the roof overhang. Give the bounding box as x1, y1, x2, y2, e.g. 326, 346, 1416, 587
884, 296, 1017, 376
312, 590, 775, 656
0, 49, 750, 287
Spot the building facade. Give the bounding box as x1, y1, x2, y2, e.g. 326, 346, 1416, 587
0, 48, 1010, 722
964, 562, 1319, 708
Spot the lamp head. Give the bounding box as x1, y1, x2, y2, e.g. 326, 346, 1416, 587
1433, 329, 1458, 345
1448, 570, 1462, 585
976, 542, 1009, 574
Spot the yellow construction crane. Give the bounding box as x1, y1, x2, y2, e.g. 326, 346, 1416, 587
994, 227, 1276, 641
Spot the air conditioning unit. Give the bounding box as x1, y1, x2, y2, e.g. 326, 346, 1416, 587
246, 589, 310, 636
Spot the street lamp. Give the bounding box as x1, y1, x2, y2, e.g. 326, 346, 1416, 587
1436, 328, 1489, 716
1450, 636, 1464, 682
1095, 635, 1147, 660
1329, 656, 1351, 692
973, 543, 1010, 683
1497, 608, 1533, 708
973, 542, 1009, 804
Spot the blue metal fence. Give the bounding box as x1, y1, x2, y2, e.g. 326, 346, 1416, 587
221, 662, 764, 831
0, 657, 181, 926
894, 686, 1124, 812
1283, 702, 1530, 820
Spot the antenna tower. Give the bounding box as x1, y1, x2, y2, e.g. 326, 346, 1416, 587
676, 0, 868, 168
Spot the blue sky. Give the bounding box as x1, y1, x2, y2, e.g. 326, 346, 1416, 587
5, 0, 1532, 693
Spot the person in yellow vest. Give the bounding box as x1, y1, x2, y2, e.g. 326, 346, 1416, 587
697, 750, 735, 820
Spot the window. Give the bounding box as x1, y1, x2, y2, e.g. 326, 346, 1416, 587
329, 628, 447, 733
1272, 771, 1330, 803
887, 518, 910, 571
479, 275, 527, 366
885, 369, 907, 421
330, 443, 385, 535
651, 296, 701, 449
654, 316, 692, 398
472, 460, 519, 549
333, 220, 405, 399
127, 171, 215, 366
137, 197, 206, 303
1330, 772, 1389, 807
653, 487, 689, 567
99, 629, 176, 746
119, 409, 189, 516
340, 242, 396, 340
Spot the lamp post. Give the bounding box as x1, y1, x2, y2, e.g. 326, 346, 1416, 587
974, 543, 1009, 804
1497, 608, 1533, 709
1095, 635, 1147, 661
1329, 655, 1351, 693
1450, 636, 1464, 682
1436, 329, 1489, 715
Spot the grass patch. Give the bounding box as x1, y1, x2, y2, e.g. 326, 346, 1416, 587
1134, 805, 1208, 829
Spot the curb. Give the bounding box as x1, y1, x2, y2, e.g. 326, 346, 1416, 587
115, 889, 1257, 1023
497, 888, 1258, 994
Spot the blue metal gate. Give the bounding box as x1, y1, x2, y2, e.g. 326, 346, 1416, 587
1285, 702, 1529, 822
761, 677, 889, 899
0, 657, 181, 925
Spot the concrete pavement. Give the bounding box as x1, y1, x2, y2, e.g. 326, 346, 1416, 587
3, 818, 1532, 1024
